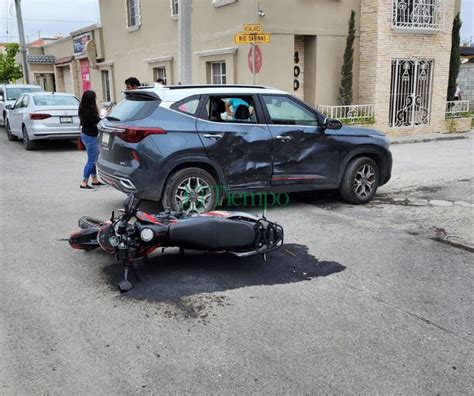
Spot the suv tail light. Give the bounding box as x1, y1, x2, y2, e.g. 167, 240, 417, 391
116, 126, 166, 143
30, 113, 52, 120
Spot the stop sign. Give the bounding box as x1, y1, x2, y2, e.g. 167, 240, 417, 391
248, 45, 262, 74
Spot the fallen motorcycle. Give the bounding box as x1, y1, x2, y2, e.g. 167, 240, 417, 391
69, 194, 284, 292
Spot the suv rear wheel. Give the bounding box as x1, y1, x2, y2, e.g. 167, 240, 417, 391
340, 157, 379, 204
162, 167, 217, 214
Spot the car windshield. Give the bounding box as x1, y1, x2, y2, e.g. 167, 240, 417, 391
6, 87, 43, 101
33, 95, 79, 107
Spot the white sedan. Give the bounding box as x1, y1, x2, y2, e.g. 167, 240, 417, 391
5, 92, 80, 150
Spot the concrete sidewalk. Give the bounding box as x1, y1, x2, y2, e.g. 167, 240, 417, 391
390, 130, 473, 145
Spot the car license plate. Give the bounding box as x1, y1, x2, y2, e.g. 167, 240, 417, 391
102, 132, 110, 145
60, 116, 73, 124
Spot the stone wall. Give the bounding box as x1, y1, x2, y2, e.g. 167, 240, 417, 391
359, 0, 456, 135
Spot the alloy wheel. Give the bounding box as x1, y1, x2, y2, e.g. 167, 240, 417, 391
354, 164, 376, 198
174, 176, 213, 214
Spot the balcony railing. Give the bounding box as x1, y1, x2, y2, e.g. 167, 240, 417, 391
392, 0, 444, 31
445, 100, 470, 118
316, 104, 375, 124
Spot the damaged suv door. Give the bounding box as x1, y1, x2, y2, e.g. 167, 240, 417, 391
196, 94, 273, 189
261, 94, 340, 187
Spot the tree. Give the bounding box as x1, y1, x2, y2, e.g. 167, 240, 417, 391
0, 43, 23, 83
339, 10, 355, 106
447, 13, 462, 101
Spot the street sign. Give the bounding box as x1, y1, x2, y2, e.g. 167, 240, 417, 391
243, 24, 262, 33
248, 45, 262, 73
234, 33, 270, 44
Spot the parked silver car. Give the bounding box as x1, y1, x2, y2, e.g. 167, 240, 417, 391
5, 92, 80, 150
0, 84, 44, 126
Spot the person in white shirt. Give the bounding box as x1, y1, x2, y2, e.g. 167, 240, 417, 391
454, 85, 462, 101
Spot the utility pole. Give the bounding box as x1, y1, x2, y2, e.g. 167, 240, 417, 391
14, 0, 30, 84
178, 0, 192, 85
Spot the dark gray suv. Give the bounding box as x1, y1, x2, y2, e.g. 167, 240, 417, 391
97, 85, 392, 213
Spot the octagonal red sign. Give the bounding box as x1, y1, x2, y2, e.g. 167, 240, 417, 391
248, 45, 262, 74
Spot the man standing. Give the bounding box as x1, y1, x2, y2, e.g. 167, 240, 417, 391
125, 77, 141, 90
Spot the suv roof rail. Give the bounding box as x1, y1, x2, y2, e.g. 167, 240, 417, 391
164, 84, 268, 90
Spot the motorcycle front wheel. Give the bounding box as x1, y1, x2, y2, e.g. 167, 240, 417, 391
78, 216, 105, 229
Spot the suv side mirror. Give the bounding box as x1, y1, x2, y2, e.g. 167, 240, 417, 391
0, 95, 4, 101
324, 117, 342, 130
5, 104, 13, 110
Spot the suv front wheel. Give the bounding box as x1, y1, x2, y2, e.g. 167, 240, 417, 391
162, 167, 218, 214
340, 157, 379, 204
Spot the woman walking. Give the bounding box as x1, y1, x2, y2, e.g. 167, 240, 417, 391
78, 90, 104, 189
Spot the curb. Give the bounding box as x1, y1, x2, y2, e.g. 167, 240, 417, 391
390, 135, 468, 145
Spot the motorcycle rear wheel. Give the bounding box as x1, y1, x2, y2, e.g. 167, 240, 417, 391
78, 216, 105, 229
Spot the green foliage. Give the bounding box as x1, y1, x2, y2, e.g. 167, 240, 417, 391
339, 10, 356, 106
0, 43, 23, 84
341, 116, 375, 125
447, 13, 462, 101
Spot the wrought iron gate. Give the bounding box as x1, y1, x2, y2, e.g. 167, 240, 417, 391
389, 59, 434, 127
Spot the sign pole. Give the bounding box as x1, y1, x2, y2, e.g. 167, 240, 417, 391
252, 42, 256, 85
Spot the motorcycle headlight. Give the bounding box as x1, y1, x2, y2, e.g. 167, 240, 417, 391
140, 228, 154, 242
108, 235, 119, 247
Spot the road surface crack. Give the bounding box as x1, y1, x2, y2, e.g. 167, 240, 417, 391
329, 277, 473, 345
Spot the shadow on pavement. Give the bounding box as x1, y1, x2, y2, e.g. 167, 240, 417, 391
103, 243, 345, 302
32, 139, 79, 152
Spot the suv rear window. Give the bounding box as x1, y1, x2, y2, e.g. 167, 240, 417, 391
107, 97, 159, 122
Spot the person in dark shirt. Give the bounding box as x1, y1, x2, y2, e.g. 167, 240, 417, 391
125, 77, 140, 90
78, 90, 104, 189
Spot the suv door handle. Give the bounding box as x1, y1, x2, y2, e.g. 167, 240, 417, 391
276, 135, 291, 142
203, 134, 223, 139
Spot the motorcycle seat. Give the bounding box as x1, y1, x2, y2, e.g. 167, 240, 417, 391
169, 217, 255, 250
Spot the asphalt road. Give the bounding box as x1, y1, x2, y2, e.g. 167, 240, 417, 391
1, 129, 473, 395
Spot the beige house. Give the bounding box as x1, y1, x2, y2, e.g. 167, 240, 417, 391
27, 0, 468, 135
24, 25, 105, 99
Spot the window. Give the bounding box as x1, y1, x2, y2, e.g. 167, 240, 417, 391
392, 0, 443, 30
108, 98, 159, 122
172, 95, 201, 116
101, 70, 111, 102
262, 95, 319, 126
153, 67, 167, 85
203, 96, 256, 124
33, 95, 79, 106
5, 87, 43, 101
127, 0, 141, 27
210, 62, 226, 85
171, 0, 179, 15
389, 59, 433, 127
14, 95, 28, 108
0, 88, 4, 100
